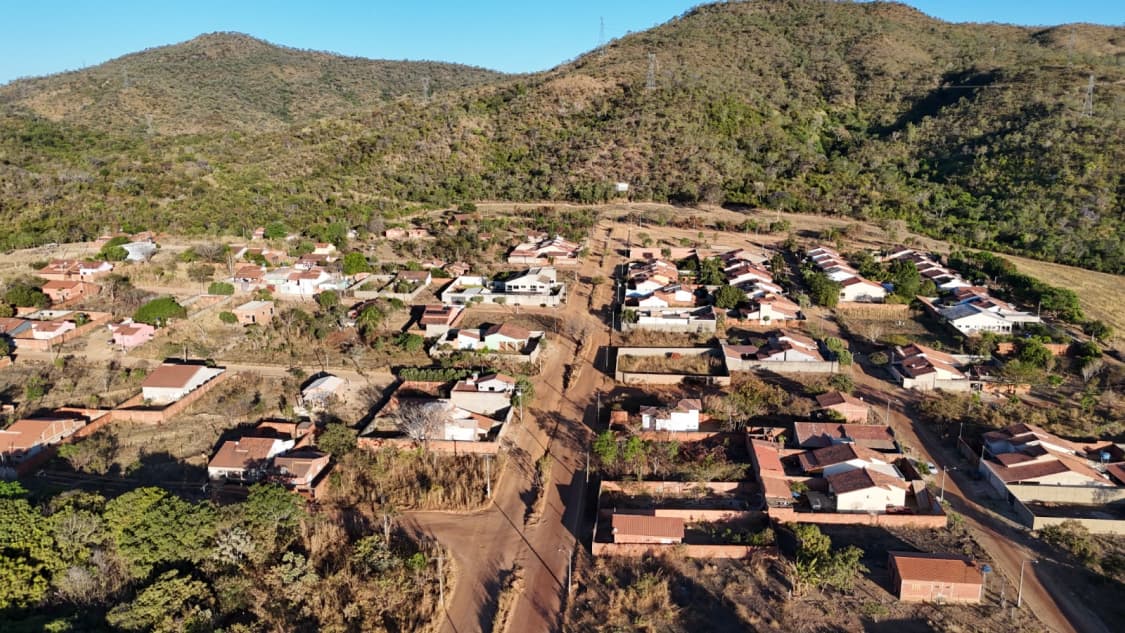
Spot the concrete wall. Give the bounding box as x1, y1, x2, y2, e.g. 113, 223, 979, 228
592, 542, 774, 558
616, 372, 732, 386
727, 359, 839, 374
1025, 516, 1125, 535
13, 312, 114, 351
1008, 484, 1125, 505
357, 436, 502, 455
768, 506, 947, 528
600, 480, 743, 495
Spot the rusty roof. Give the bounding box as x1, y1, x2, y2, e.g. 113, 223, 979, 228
828, 467, 907, 494
611, 513, 685, 540
889, 552, 983, 585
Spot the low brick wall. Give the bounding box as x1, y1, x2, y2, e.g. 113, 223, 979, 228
111, 370, 232, 424
601, 481, 743, 495
592, 542, 774, 558
1027, 516, 1125, 535
726, 359, 839, 374
599, 508, 760, 522
357, 436, 502, 455
616, 371, 732, 386
835, 302, 910, 318
768, 506, 947, 528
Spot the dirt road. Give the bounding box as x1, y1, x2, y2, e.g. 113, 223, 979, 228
400, 226, 615, 633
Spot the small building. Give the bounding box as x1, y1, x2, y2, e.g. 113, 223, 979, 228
108, 320, 155, 350
302, 375, 345, 409
418, 304, 464, 337
41, 280, 99, 305
0, 416, 88, 465
141, 363, 225, 405
233, 300, 275, 326
640, 399, 702, 432
838, 276, 887, 303
37, 259, 113, 282
611, 513, 685, 544
272, 449, 332, 495
888, 552, 984, 603
814, 391, 871, 423
828, 467, 908, 513
30, 320, 75, 341
207, 437, 293, 482
449, 374, 517, 416
793, 421, 896, 451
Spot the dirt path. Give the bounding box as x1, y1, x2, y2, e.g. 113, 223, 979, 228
400, 225, 614, 633
852, 367, 1104, 633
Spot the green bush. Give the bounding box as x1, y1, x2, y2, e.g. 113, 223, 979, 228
218, 311, 238, 324
133, 297, 186, 327
207, 282, 234, 295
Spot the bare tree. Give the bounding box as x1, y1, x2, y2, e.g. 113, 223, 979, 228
1081, 358, 1104, 383
394, 401, 448, 447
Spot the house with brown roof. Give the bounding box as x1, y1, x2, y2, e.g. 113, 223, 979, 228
611, 513, 685, 544
41, 280, 99, 305
890, 343, 972, 391
37, 259, 113, 282
141, 363, 226, 405
207, 436, 293, 482
797, 444, 897, 477
640, 398, 702, 432
232, 300, 275, 326
978, 447, 1112, 495
418, 304, 465, 337
828, 467, 909, 513
838, 276, 887, 303
449, 373, 516, 416
508, 235, 582, 266
0, 415, 88, 465
888, 552, 984, 603
108, 320, 155, 350
793, 421, 896, 451
814, 391, 872, 424
272, 449, 332, 495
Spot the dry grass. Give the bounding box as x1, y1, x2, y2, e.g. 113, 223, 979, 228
1005, 253, 1125, 342
617, 352, 724, 376
328, 447, 502, 512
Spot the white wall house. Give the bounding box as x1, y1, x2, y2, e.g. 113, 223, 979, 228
838, 277, 887, 302
640, 399, 701, 432
141, 364, 225, 405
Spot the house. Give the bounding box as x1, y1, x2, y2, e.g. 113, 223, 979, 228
750, 439, 796, 508
738, 294, 801, 324
252, 226, 266, 240
726, 263, 774, 287
753, 330, 824, 362
41, 280, 99, 305
982, 423, 1083, 458
640, 399, 702, 432
108, 320, 155, 349
814, 392, 872, 423
450, 373, 516, 415
610, 513, 684, 544
29, 320, 75, 341
508, 235, 581, 266
838, 276, 887, 303
279, 268, 335, 297
0, 415, 87, 464
121, 241, 157, 262
141, 363, 225, 405
623, 306, 717, 333
483, 323, 533, 350
828, 467, 909, 513
797, 443, 897, 477
272, 449, 332, 494
232, 300, 275, 326
978, 448, 1113, 495
37, 259, 113, 282
393, 269, 432, 289
312, 243, 337, 256
891, 343, 969, 391
500, 267, 559, 294
384, 227, 431, 240
207, 437, 293, 482
888, 552, 984, 603
444, 262, 470, 277
302, 374, 345, 408
418, 304, 464, 337
794, 421, 896, 451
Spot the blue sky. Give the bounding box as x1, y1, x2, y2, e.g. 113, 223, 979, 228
1, 1, 1121, 84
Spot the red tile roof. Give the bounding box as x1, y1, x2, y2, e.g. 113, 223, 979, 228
611, 514, 685, 540
828, 467, 907, 494
889, 552, 983, 585
142, 364, 206, 389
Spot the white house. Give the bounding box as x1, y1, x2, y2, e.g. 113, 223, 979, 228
280, 268, 335, 297
302, 375, 345, 408
122, 241, 158, 262
501, 267, 558, 294
838, 276, 887, 303
449, 373, 516, 416
30, 320, 76, 341
828, 468, 908, 513
726, 263, 773, 287
141, 364, 225, 405
940, 303, 1014, 335
482, 323, 533, 350
739, 295, 800, 324
640, 398, 702, 432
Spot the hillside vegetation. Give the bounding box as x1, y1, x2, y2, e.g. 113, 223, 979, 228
0, 32, 505, 134
0, 1, 1121, 272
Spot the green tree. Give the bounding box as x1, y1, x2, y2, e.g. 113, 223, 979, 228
342, 251, 372, 275
218, 311, 238, 324
593, 431, 619, 467
316, 290, 339, 310
317, 422, 357, 457
4, 282, 48, 308
395, 332, 424, 352
889, 260, 921, 300
356, 304, 386, 340
264, 222, 288, 240
714, 285, 746, 309
237, 484, 306, 562
103, 487, 216, 579
829, 372, 854, 393
1017, 339, 1054, 369
207, 281, 234, 295
100, 245, 129, 262
0, 497, 61, 609
105, 570, 214, 633
187, 263, 214, 285
790, 523, 866, 594
133, 297, 186, 327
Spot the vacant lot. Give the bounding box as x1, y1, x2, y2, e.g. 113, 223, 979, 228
618, 352, 725, 376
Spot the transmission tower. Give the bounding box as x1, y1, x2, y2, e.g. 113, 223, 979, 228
598, 17, 606, 57
646, 53, 656, 91
422, 76, 431, 102
1081, 74, 1094, 117
123, 69, 130, 89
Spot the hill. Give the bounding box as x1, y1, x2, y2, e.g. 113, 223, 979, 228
0, 32, 505, 134
0, 1, 1121, 272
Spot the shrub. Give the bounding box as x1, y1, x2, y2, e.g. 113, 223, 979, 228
133, 297, 186, 327
207, 282, 234, 295
218, 311, 238, 324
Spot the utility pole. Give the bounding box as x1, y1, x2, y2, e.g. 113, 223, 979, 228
1017, 559, 1037, 608
485, 455, 492, 498
436, 544, 445, 609
598, 16, 605, 57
